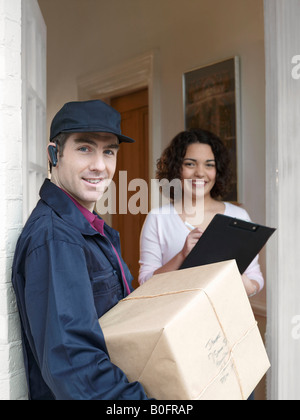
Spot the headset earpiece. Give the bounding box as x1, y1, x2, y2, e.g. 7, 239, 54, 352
48, 144, 58, 167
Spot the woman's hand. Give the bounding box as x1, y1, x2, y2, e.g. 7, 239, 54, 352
154, 228, 203, 276
181, 228, 203, 259
241, 274, 259, 297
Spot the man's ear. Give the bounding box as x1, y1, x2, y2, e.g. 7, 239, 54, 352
47, 142, 58, 167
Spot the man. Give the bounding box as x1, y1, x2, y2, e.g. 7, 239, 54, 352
12, 100, 150, 400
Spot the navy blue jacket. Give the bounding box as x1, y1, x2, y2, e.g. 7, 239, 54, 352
12, 179, 149, 400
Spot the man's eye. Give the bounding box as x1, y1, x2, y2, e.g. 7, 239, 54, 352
104, 150, 115, 156
78, 147, 89, 152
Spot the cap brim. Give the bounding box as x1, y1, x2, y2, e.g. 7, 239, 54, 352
116, 134, 135, 144
50, 127, 135, 143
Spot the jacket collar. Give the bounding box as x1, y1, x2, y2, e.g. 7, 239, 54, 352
39, 179, 101, 236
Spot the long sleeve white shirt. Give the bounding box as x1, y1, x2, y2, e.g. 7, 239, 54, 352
139, 202, 264, 291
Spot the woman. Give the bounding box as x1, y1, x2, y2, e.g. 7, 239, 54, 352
139, 129, 264, 297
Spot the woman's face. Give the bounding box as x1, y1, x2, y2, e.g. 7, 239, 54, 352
181, 143, 217, 199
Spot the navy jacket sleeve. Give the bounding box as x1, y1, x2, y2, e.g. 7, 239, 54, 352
24, 238, 149, 400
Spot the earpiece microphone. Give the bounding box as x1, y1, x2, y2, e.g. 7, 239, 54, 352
48, 145, 58, 167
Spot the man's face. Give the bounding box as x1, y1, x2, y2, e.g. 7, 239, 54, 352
51, 132, 119, 211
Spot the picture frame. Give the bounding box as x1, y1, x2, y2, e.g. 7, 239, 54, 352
183, 57, 242, 203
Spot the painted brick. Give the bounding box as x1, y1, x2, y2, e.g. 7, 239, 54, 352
5, 171, 23, 198
0, 371, 27, 401
0, 0, 26, 401
0, 79, 21, 108
0, 284, 18, 315
0, 256, 8, 283
0, 341, 24, 375
0, 0, 21, 22
0, 312, 21, 343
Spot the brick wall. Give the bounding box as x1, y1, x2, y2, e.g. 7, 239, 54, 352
0, 0, 28, 400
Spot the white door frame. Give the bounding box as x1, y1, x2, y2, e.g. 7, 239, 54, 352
22, 0, 47, 221
264, 0, 300, 400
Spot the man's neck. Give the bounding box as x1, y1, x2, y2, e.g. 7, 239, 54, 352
50, 178, 95, 213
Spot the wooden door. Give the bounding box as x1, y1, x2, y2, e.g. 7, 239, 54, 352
111, 89, 149, 289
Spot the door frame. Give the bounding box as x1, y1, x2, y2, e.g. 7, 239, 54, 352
264, 0, 300, 400
78, 50, 161, 181
22, 0, 47, 222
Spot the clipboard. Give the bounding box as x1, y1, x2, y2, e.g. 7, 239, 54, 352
180, 214, 276, 273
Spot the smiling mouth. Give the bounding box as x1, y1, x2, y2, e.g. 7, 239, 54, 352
83, 178, 104, 185
192, 180, 206, 186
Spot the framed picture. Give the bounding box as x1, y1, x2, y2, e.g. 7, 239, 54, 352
183, 57, 242, 203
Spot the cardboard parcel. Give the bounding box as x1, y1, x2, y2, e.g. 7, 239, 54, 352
99, 260, 270, 400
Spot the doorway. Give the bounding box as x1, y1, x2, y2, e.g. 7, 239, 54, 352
111, 89, 149, 289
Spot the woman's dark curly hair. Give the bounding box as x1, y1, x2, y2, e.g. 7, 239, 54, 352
156, 129, 233, 199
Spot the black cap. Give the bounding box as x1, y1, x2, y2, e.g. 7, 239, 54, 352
50, 100, 135, 143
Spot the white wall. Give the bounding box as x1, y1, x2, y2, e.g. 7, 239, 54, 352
0, 0, 27, 400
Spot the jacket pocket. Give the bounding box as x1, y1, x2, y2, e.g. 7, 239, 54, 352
91, 269, 123, 317
91, 269, 121, 295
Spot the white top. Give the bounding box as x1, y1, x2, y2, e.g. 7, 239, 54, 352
139, 202, 264, 291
